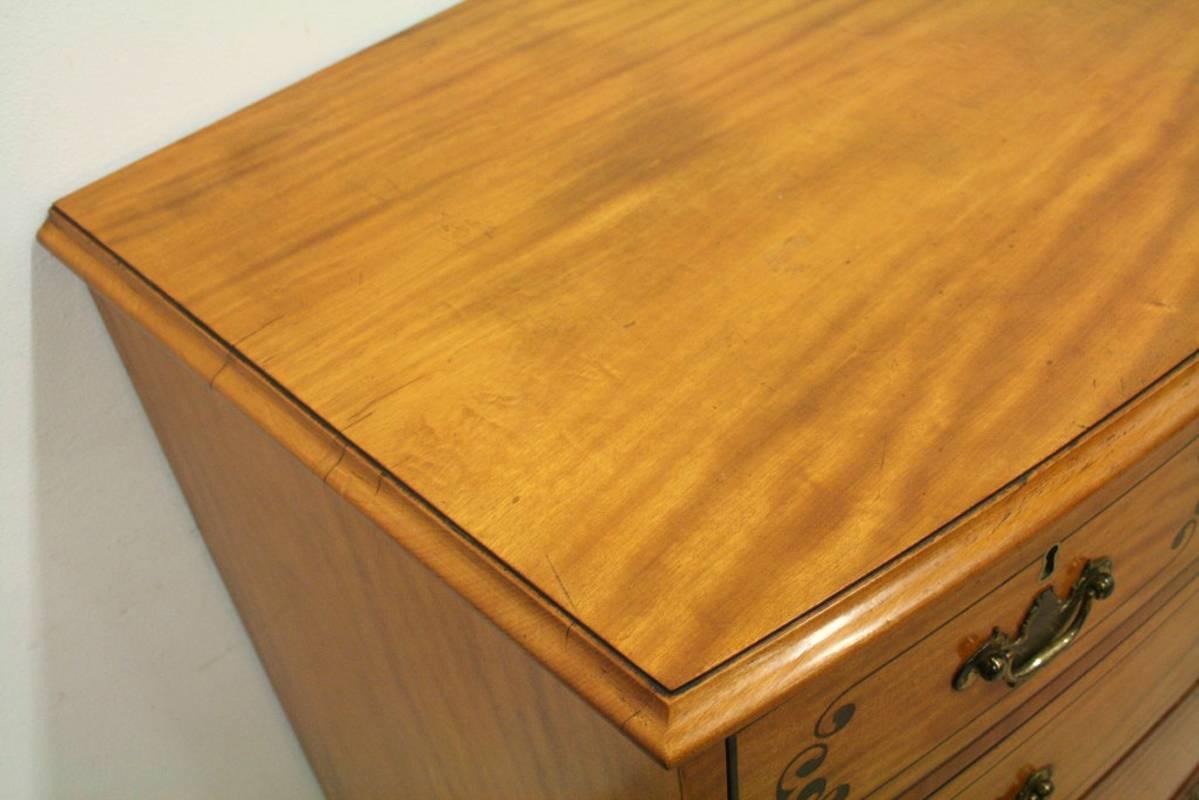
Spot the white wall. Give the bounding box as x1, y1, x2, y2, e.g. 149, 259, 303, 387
2, 3, 456, 797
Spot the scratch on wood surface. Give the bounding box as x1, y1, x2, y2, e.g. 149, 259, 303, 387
564, 620, 576, 647
322, 444, 347, 483
208, 354, 231, 388
233, 314, 285, 347
343, 375, 432, 431
545, 554, 579, 615
345, 408, 376, 429
990, 491, 1031, 539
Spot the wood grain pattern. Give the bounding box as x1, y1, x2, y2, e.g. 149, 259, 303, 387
93, 292, 704, 800
737, 437, 1199, 800
926, 575, 1199, 799
1087, 684, 1199, 800
38, 125, 1199, 770
676, 740, 729, 800
1176, 767, 1199, 800
49, 0, 1199, 692
38, 219, 681, 761
892, 561, 1199, 800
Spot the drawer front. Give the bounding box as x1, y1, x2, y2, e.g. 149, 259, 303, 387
925, 573, 1199, 799
1086, 683, 1199, 800
736, 435, 1199, 800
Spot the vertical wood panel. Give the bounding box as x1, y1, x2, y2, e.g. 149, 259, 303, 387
95, 292, 688, 800
1086, 685, 1199, 800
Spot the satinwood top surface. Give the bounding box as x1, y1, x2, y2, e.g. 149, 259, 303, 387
55, 0, 1199, 688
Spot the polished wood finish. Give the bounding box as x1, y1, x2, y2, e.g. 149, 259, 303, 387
676, 742, 729, 800
892, 562, 1199, 800
41, 192, 679, 762
94, 293, 707, 799
1088, 684, 1199, 800
41, 217, 1199, 773
735, 434, 1199, 799
927, 576, 1199, 799
39, 0, 1199, 786
37, 0, 1199, 763
47, 0, 1199, 698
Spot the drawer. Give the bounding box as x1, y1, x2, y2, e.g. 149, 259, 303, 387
1086, 683, 1199, 799
738, 435, 1199, 800
923, 572, 1199, 799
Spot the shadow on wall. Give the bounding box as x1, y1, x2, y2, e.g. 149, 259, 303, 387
30, 243, 322, 799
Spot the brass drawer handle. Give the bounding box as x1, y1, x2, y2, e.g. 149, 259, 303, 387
953, 558, 1115, 690
1015, 766, 1055, 799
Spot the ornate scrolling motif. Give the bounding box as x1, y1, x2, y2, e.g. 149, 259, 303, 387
1172, 501, 1198, 550
775, 703, 854, 800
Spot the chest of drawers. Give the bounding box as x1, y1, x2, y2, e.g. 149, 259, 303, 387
40, 1, 1199, 797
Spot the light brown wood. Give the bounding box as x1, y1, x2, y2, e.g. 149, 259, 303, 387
92, 292, 705, 799
735, 435, 1199, 799
926, 575, 1199, 799
41, 219, 1199, 772
676, 742, 729, 800
1088, 684, 1199, 800
1176, 768, 1199, 800
40, 195, 680, 762
45, 0, 1199, 699
892, 561, 1199, 800
37, 0, 1199, 767
37, 2, 1199, 765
